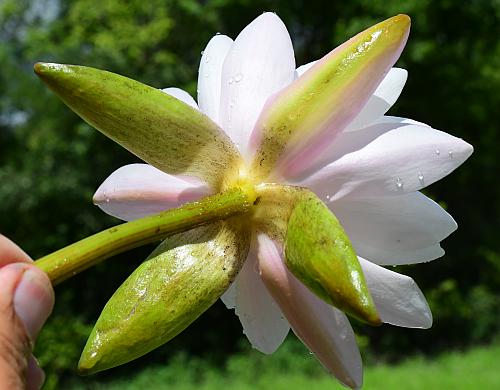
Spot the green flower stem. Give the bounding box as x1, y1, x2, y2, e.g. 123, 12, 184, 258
35, 185, 257, 285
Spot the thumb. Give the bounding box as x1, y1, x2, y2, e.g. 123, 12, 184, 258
0, 263, 54, 389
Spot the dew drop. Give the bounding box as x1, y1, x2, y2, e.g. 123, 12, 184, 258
396, 177, 403, 190
204, 55, 211, 63
448, 151, 453, 158
418, 173, 424, 183
326, 195, 330, 201
228, 78, 234, 85
435, 148, 441, 156
200, 50, 205, 56
234, 73, 243, 82
215, 32, 221, 35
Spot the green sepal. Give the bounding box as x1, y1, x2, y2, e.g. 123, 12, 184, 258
250, 15, 410, 180
77, 218, 250, 374
284, 191, 380, 326
34, 63, 240, 189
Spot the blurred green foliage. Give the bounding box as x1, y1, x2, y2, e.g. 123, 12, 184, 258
0, 0, 499, 388
59, 338, 500, 389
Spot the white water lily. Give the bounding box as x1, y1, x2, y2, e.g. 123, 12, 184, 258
92, 13, 472, 389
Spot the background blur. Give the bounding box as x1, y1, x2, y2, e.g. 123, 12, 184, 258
1, 0, 499, 389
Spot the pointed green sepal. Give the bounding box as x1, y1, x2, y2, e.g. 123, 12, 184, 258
284, 192, 381, 326
34, 63, 241, 189
77, 219, 250, 374
250, 14, 411, 180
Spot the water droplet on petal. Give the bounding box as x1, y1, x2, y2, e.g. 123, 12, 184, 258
435, 148, 441, 156
396, 177, 403, 190
234, 73, 243, 82
204, 55, 211, 63
228, 78, 234, 85
418, 173, 424, 184
215, 32, 221, 35
448, 151, 453, 158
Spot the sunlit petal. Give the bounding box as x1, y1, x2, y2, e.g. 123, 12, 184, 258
198, 35, 233, 124
304, 121, 473, 200
360, 257, 432, 328
294, 60, 317, 78
161, 87, 198, 109
330, 192, 457, 265
224, 240, 290, 354
93, 164, 210, 221
219, 12, 295, 159
345, 68, 407, 132
257, 234, 363, 389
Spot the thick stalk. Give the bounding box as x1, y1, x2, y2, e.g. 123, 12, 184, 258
35, 186, 257, 285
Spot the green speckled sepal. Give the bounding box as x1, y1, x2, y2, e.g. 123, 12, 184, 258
34, 63, 241, 189
284, 192, 380, 326
78, 218, 250, 374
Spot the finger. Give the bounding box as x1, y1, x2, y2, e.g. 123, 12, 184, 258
26, 355, 45, 390
12, 264, 55, 340
0, 263, 54, 387
0, 235, 32, 265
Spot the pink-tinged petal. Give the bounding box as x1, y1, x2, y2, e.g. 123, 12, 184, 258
345, 68, 408, 132
294, 60, 317, 78
198, 35, 234, 124
303, 121, 473, 200
161, 87, 198, 110
219, 12, 295, 159
257, 234, 362, 389
93, 164, 210, 221
330, 192, 457, 265
359, 258, 432, 328
223, 240, 290, 354
249, 15, 411, 182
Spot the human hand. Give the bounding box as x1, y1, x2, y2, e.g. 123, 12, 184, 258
0, 235, 54, 389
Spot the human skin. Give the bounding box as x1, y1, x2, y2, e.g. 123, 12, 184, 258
0, 235, 54, 389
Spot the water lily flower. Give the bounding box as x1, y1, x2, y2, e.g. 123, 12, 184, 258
35, 12, 473, 389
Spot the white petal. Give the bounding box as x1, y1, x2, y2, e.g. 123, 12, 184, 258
225, 240, 290, 354
345, 68, 408, 132
197, 35, 233, 124
331, 192, 457, 265
257, 234, 362, 389
303, 121, 473, 200
359, 258, 432, 328
294, 60, 317, 78
219, 12, 295, 159
93, 164, 210, 221
220, 281, 237, 309
374, 115, 431, 127
161, 87, 198, 109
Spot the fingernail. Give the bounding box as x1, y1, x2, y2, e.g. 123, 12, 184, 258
13, 267, 54, 340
